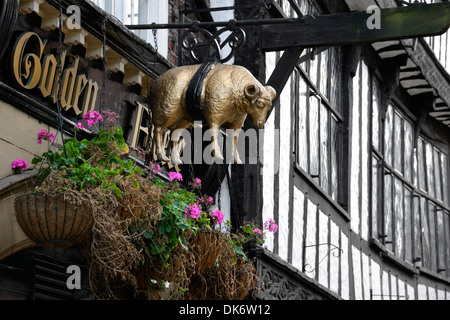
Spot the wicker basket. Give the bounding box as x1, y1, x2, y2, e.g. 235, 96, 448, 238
14, 193, 94, 248
191, 230, 221, 272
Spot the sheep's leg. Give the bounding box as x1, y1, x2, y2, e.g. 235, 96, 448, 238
210, 123, 224, 161
154, 126, 170, 162
170, 121, 191, 165
232, 130, 242, 165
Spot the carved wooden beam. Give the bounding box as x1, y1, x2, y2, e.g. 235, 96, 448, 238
261, 3, 450, 50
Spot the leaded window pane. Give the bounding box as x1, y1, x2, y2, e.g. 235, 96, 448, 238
434, 149, 443, 202
331, 116, 339, 201
426, 142, 435, 198
404, 120, 413, 182
394, 178, 404, 259
442, 153, 449, 206
298, 76, 308, 171
421, 198, 430, 269
394, 111, 403, 175
372, 156, 380, 238
384, 173, 393, 251
413, 195, 422, 262
404, 188, 413, 263
372, 81, 380, 151
418, 139, 427, 191
309, 95, 320, 180
384, 105, 394, 166
428, 202, 437, 271
320, 103, 329, 192
437, 210, 446, 272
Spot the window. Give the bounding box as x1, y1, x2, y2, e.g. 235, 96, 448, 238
295, 45, 342, 202
370, 74, 450, 276
90, 0, 169, 58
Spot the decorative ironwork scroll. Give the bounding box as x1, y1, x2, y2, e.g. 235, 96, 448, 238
303, 243, 344, 274
181, 22, 246, 63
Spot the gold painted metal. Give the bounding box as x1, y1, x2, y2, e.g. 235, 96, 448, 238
149, 63, 276, 165
11, 32, 98, 116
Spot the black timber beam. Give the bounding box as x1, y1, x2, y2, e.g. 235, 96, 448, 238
261, 3, 450, 50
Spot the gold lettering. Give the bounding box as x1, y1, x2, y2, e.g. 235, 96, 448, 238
50, 50, 67, 104
71, 74, 87, 115
80, 80, 98, 115
12, 32, 44, 89
38, 54, 57, 97
61, 57, 79, 111
130, 102, 150, 149
11, 32, 99, 116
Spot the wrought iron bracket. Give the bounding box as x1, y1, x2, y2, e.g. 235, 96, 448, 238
303, 243, 344, 274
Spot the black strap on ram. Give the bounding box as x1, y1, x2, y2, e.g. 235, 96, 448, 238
185, 59, 218, 122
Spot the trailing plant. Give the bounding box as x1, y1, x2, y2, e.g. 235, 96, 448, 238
32, 110, 142, 197
14, 110, 262, 300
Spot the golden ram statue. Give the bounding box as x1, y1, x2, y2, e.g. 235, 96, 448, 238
149, 63, 276, 165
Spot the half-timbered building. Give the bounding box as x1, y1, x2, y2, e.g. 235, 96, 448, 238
0, 0, 449, 300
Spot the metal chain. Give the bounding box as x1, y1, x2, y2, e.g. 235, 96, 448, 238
57, 0, 67, 157
100, 18, 107, 114
152, 27, 158, 69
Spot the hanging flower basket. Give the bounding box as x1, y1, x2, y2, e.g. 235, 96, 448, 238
14, 192, 94, 248
190, 230, 222, 272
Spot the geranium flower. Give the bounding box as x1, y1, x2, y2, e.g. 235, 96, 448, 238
253, 228, 262, 235
37, 129, 56, 144
12, 159, 28, 174
83, 111, 104, 127
264, 219, 278, 233
184, 203, 201, 220
151, 163, 161, 175
211, 209, 224, 225
75, 122, 85, 130
169, 171, 183, 182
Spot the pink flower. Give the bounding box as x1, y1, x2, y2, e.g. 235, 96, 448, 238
208, 196, 214, 203
253, 228, 262, 235
190, 177, 202, 189
211, 210, 224, 225
264, 219, 278, 233
37, 129, 56, 144
12, 159, 28, 174
169, 171, 183, 182
151, 163, 161, 175
83, 111, 103, 127
184, 203, 201, 220
75, 122, 85, 130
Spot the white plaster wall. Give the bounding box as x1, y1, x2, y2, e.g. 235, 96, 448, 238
350, 62, 361, 234
263, 52, 277, 252
418, 284, 428, 300
318, 210, 329, 288
382, 270, 390, 300
362, 252, 371, 299
329, 220, 340, 294
360, 63, 370, 241
304, 199, 317, 279
352, 246, 363, 300
341, 232, 350, 299
292, 187, 305, 271
371, 261, 382, 300
390, 273, 398, 300
277, 74, 292, 261
406, 283, 415, 300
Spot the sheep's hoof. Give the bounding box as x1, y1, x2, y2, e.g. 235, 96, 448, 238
172, 157, 183, 165
157, 152, 170, 162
